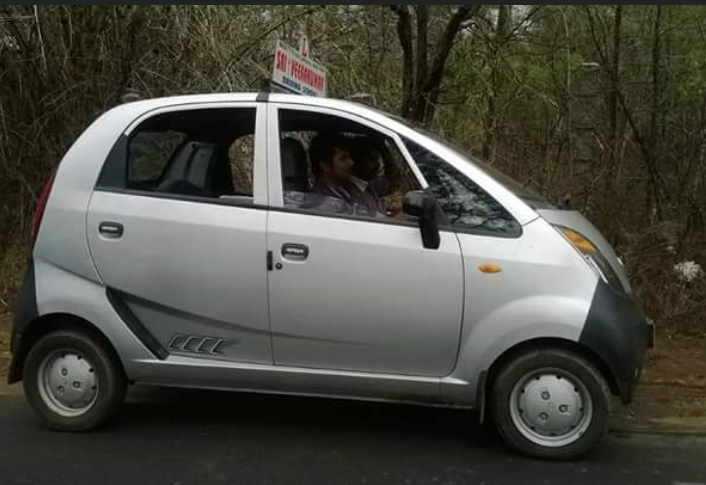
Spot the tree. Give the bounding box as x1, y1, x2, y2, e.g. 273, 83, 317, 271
483, 5, 511, 160
390, 5, 482, 123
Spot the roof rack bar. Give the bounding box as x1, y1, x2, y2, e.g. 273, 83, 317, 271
259, 78, 300, 95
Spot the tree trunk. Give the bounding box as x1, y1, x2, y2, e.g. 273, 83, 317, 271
648, 5, 663, 220
391, 5, 480, 124
414, 5, 428, 99
483, 5, 510, 161
606, 5, 622, 189
392, 6, 414, 118
649, 5, 662, 161
585, 5, 664, 222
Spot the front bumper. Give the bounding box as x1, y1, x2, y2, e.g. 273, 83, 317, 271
579, 280, 652, 404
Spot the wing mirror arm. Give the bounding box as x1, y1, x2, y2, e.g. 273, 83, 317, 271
403, 190, 441, 250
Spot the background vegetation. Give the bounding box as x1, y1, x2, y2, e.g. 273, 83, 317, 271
1, 5, 704, 335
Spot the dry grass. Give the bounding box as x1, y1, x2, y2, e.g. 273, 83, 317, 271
0, 243, 27, 393
0, 243, 24, 380
0, 251, 13, 391
0, 243, 26, 331
621, 231, 706, 338
612, 331, 706, 432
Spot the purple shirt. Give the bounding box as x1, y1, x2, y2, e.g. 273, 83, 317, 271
310, 180, 386, 218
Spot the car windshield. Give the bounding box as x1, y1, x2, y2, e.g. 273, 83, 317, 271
370, 107, 556, 209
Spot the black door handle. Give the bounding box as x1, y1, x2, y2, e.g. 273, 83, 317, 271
281, 243, 309, 261
99, 222, 124, 238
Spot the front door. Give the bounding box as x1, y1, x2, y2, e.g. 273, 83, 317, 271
265, 104, 464, 377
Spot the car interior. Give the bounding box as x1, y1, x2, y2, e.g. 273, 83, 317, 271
126, 108, 418, 214
127, 108, 256, 201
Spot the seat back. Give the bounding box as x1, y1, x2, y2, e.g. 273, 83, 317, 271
281, 137, 309, 192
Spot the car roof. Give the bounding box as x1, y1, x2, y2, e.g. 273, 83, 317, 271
107, 92, 405, 143
114, 92, 376, 116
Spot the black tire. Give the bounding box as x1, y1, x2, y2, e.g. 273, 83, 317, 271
491, 348, 611, 460
23, 329, 127, 431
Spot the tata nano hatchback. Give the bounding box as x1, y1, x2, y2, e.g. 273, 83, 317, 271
9, 93, 653, 459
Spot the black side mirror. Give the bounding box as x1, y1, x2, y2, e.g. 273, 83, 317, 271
403, 190, 441, 250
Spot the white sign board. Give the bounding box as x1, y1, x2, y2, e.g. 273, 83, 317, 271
272, 39, 327, 97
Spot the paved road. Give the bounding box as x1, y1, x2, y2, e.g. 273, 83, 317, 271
0, 386, 704, 485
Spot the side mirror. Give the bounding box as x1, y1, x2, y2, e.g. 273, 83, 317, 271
403, 190, 441, 250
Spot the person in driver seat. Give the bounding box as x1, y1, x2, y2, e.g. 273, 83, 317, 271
308, 131, 383, 218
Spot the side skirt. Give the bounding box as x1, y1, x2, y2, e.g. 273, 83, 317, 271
127, 355, 475, 409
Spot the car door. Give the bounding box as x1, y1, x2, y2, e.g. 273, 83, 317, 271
87, 104, 273, 364
265, 103, 464, 377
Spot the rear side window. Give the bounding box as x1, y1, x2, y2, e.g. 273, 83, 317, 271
128, 130, 186, 189
228, 134, 255, 197
98, 108, 256, 202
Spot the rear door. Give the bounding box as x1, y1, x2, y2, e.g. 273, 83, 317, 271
87, 104, 272, 364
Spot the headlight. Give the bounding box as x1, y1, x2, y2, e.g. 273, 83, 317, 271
554, 225, 626, 293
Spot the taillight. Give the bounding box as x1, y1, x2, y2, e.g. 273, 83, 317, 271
30, 174, 56, 248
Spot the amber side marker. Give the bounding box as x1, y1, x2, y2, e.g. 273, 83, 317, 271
479, 263, 502, 274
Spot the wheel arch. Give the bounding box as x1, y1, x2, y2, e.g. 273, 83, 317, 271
478, 337, 619, 423
9, 313, 126, 384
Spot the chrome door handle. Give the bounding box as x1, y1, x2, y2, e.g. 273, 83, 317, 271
99, 221, 123, 238
281, 243, 309, 261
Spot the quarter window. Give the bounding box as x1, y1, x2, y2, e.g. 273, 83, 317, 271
403, 138, 521, 236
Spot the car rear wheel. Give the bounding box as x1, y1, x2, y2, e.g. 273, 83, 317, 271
23, 329, 126, 431
491, 348, 611, 460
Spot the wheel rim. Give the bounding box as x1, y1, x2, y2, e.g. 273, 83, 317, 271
37, 349, 98, 417
509, 367, 593, 448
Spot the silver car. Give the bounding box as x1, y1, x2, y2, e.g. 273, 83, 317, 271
8, 93, 653, 460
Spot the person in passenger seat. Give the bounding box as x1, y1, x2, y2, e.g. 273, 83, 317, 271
350, 136, 403, 213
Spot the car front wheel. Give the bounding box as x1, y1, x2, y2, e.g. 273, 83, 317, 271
491, 348, 612, 460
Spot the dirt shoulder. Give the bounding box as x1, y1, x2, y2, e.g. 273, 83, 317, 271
0, 311, 17, 395
611, 331, 706, 434
1, 310, 705, 433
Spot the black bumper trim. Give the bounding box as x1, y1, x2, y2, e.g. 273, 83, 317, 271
579, 280, 649, 404
106, 288, 169, 360
8, 256, 38, 384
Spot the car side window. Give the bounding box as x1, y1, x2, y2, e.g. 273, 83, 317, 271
403, 138, 522, 236
120, 108, 256, 201
277, 109, 420, 221
228, 134, 255, 197
128, 131, 186, 189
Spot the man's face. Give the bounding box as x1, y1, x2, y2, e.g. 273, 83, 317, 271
324, 147, 354, 181
354, 149, 382, 181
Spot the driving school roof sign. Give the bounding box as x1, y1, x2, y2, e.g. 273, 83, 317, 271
272, 39, 327, 97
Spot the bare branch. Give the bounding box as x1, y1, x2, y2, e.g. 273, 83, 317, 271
509, 5, 545, 39
390, 5, 414, 116
237, 6, 325, 58
414, 5, 428, 95
423, 5, 481, 94
584, 6, 610, 68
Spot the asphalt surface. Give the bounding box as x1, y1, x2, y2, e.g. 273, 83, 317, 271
0, 386, 705, 485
